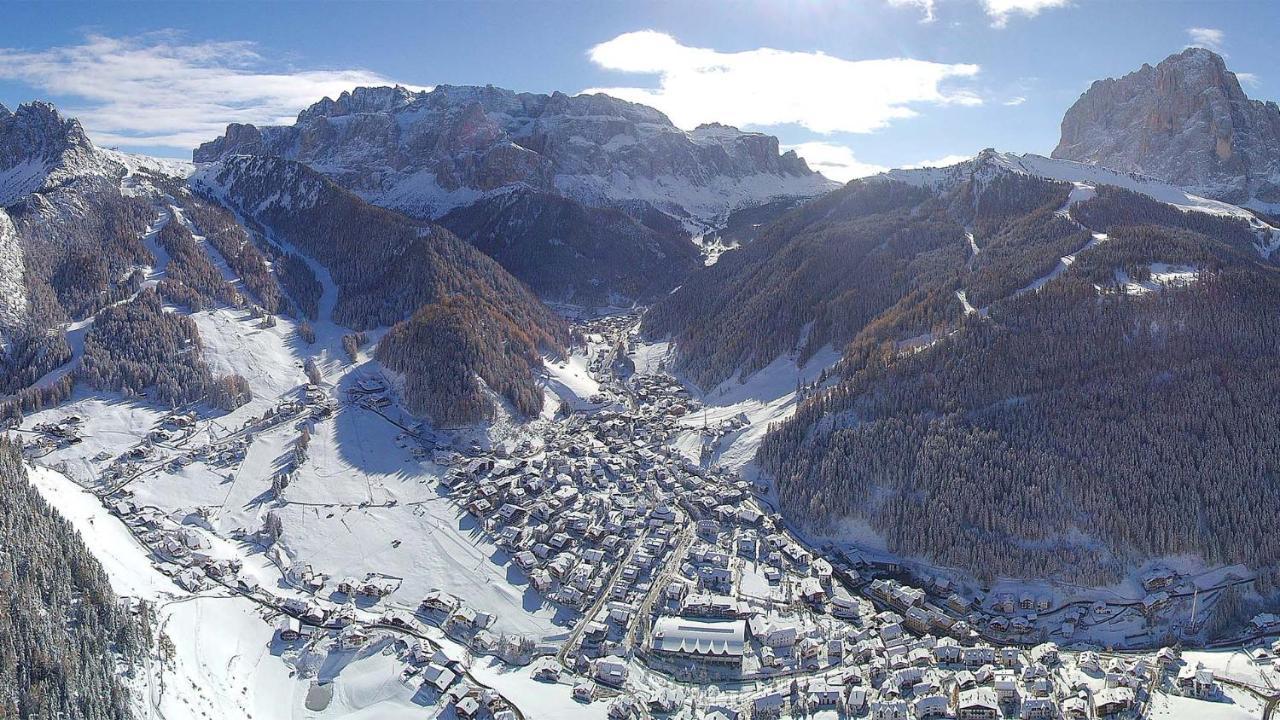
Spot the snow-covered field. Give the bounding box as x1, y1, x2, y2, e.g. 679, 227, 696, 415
23, 302, 569, 639
643, 339, 841, 473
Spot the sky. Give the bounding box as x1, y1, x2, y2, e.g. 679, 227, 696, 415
1, 0, 1276, 181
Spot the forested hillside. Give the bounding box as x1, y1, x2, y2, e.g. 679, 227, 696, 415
643, 171, 1088, 390
0, 438, 147, 719
651, 152, 1280, 584
196, 156, 570, 423
78, 290, 215, 407
748, 172, 1280, 584
438, 188, 700, 303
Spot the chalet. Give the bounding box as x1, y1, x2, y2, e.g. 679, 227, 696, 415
962, 646, 996, 667
379, 610, 415, 629
799, 577, 827, 604
594, 656, 628, 687
1029, 642, 1058, 666
1020, 698, 1055, 720
846, 688, 868, 714
871, 700, 910, 720
994, 669, 1019, 703
808, 680, 841, 708
956, 688, 999, 720
696, 519, 720, 540
1062, 696, 1088, 719
1177, 665, 1216, 697
423, 663, 457, 692
1142, 591, 1171, 611
1142, 567, 1178, 592
337, 625, 371, 650
277, 616, 302, 641
455, 695, 481, 718
812, 557, 833, 585
914, 694, 948, 719
753, 692, 786, 715
832, 596, 860, 620
1093, 687, 1134, 716
421, 590, 460, 615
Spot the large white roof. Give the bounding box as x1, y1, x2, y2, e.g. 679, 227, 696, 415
651, 616, 746, 657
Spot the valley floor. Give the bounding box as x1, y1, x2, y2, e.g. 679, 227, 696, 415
14, 301, 1280, 719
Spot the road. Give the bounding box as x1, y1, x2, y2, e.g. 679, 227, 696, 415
627, 522, 696, 650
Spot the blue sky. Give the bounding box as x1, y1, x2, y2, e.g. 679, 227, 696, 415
1, 1, 1275, 179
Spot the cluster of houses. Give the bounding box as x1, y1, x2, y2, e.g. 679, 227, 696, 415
46, 309, 1266, 720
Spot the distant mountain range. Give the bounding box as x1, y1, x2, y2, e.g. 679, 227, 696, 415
195, 85, 836, 303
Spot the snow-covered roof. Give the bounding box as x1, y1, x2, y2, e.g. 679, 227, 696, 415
651, 616, 746, 657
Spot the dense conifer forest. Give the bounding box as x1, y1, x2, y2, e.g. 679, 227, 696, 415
77, 290, 213, 407
203, 156, 571, 420
439, 188, 700, 303
653, 162, 1280, 583
0, 438, 147, 719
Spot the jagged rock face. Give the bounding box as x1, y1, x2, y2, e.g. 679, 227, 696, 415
194, 84, 835, 227
1053, 48, 1280, 205
0, 101, 111, 205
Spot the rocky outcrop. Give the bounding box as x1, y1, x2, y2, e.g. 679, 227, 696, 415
194, 84, 836, 228
1053, 47, 1280, 205
0, 101, 113, 206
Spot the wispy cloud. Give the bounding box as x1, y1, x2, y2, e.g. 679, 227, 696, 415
0, 32, 424, 152
886, 0, 937, 23
983, 0, 1071, 28
902, 153, 973, 169
1236, 71, 1260, 88
1003, 96, 1027, 106
786, 142, 888, 182
787, 143, 975, 182
1186, 27, 1226, 54
585, 31, 980, 136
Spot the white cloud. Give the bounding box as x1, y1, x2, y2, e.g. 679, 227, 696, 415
0, 32, 424, 151
1236, 71, 1260, 88
902, 153, 973, 169
1003, 96, 1027, 106
1186, 27, 1226, 53
886, 0, 937, 23
786, 144, 975, 182
786, 142, 888, 182
983, 0, 1071, 28
585, 31, 980, 136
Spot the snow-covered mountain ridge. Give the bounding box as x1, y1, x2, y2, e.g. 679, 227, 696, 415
879, 148, 1259, 220
193, 84, 838, 230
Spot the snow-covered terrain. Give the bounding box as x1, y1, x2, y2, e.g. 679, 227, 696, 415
193, 84, 838, 233
882, 150, 1262, 220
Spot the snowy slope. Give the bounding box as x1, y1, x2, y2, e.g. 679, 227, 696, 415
880, 150, 1260, 220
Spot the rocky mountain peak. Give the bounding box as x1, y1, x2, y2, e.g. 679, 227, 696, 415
1052, 47, 1280, 206
0, 101, 108, 206
194, 83, 836, 228
1, 102, 94, 163
296, 84, 427, 123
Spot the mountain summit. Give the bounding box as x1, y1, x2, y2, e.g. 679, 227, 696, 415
194, 84, 833, 226
1052, 47, 1280, 207
195, 84, 835, 302
0, 101, 111, 206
